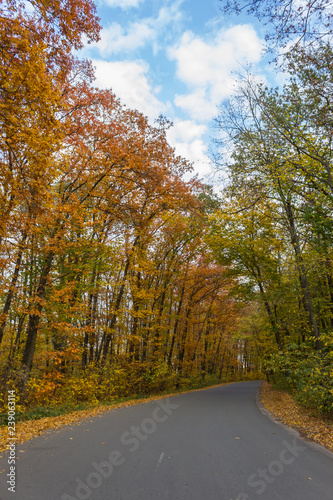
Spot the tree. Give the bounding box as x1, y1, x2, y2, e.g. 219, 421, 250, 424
220, 0, 333, 50
0, 0, 101, 355
211, 38, 333, 411
0, 0, 246, 410
207, 187, 288, 350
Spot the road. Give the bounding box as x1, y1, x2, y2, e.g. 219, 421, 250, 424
0, 381, 332, 500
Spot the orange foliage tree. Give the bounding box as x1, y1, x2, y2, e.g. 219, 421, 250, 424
0, 1, 243, 410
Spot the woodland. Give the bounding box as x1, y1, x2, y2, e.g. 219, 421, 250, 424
0, 0, 332, 420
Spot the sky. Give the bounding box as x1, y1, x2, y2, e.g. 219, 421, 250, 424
79, 0, 274, 180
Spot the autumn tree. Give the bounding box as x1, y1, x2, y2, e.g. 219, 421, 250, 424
211, 49, 333, 412
0, 0, 100, 356
0, 0, 246, 412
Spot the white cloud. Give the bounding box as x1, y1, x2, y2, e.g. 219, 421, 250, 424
168, 25, 263, 121
88, 1, 184, 57
100, 0, 143, 8
169, 119, 207, 143
92, 61, 211, 176
174, 89, 217, 122
154, 2, 184, 28
167, 119, 212, 176
92, 59, 167, 120
91, 22, 154, 56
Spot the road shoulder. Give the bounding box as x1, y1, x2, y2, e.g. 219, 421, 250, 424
258, 381, 333, 454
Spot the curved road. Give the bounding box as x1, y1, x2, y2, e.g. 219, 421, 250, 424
0, 381, 332, 500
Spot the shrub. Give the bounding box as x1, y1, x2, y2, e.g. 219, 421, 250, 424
268, 334, 333, 416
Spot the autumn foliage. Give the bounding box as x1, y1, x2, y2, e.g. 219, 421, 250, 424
0, 0, 245, 416
211, 3, 333, 416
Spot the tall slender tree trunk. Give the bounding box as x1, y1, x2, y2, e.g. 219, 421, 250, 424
167, 283, 186, 367
178, 290, 196, 374
82, 267, 98, 368
99, 258, 131, 363
21, 251, 54, 377
218, 346, 227, 380
129, 270, 141, 361
284, 200, 321, 349
0, 232, 27, 346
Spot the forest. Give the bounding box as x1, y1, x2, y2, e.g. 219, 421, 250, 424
0, 0, 332, 419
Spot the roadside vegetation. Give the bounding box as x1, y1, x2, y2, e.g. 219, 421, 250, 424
0, 0, 258, 424
1, 0, 332, 427
260, 382, 333, 453
210, 0, 333, 418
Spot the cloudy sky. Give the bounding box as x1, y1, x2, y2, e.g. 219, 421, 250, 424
80, 0, 273, 179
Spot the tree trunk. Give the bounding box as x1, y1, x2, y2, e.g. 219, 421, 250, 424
99, 258, 131, 363
284, 200, 321, 349
0, 233, 27, 345
167, 283, 185, 367
21, 251, 54, 377
254, 263, 282, 349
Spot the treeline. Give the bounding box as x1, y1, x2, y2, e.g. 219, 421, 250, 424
0, 0, 245, 412
210, 0, 333, 415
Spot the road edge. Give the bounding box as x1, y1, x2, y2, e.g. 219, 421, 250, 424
0, 380, 238, 455
256, 383, 333, 460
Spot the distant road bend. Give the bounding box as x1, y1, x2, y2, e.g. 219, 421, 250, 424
0, 381, 332, 500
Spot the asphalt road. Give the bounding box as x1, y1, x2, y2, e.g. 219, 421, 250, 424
0, 381, 332, 500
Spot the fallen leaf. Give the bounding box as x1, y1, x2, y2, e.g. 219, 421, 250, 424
260, 382, 333, 453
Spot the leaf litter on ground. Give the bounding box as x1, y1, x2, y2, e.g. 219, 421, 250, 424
260, 382, 333, 453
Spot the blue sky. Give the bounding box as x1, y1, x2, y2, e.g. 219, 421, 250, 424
80, 0, 273, 179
